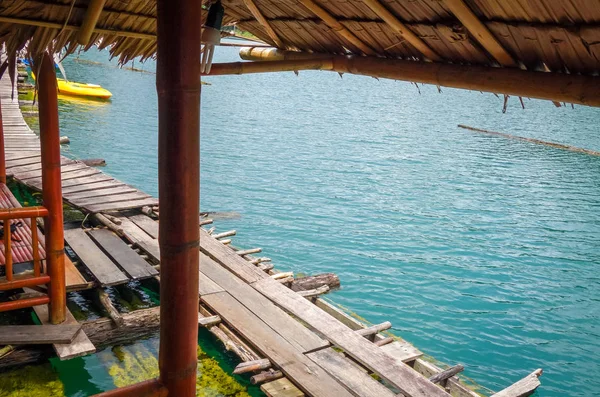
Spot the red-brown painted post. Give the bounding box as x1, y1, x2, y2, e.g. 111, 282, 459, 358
0, 97, 6, 185
156, 0, 201, 396
36, 51, 66, 324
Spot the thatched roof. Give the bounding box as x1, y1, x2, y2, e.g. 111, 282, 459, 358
0, 0, 598, 74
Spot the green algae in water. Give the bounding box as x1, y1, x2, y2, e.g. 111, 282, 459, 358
0, 364, 65, 397
101, 339, 254, 397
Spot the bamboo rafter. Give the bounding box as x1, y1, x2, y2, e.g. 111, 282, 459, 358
241, 0, 284, 48
77, 0, 108, 45
442, 0, 517, 67
0, 16, 155, 40
361, 0, 441, 61
297, 0, 377, 56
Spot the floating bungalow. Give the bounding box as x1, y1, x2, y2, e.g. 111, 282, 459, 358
0, 0, 598, 396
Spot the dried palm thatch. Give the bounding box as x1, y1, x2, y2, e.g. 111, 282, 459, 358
0, 0, 598, 75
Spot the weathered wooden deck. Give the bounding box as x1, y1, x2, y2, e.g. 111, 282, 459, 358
0, 67, 542, 397
0, 74, 157, 214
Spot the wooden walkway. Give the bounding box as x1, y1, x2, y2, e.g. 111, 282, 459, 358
0, 65, 541, 397
0, 74, 157, 213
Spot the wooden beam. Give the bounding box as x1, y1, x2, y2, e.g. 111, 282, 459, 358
229, 49, 600, 107
362, 0, 441, 61
442, 0, 516, 66
0, 16, 154, 41
297, 0, 376, 56
77, 0, 108, 45
491, 369, 543, 397
241, 0, 284, 48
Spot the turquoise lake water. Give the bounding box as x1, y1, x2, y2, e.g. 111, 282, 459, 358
32, 46, 600, 396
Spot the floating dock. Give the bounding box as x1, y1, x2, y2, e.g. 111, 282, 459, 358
0, 69, 542, 397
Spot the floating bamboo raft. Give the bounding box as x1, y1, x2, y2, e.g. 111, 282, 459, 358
0, 67, 543, 397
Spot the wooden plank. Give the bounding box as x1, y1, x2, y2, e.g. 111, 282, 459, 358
25, 174, 113, 189
201, 254, 327, 352
61, 174, 114, 188
261, 378, 304, 397
70, 192, 151, 207
64, 228, 129, 286
16, 163, 88, 180
129, 214, 159, 239
6, 156, 41, 168
65, 186, 138, 200
491, 370, 542, 397
85, 197, 159, 213
28, 299, 96, 360
380, 341, 422, 363
58, 168, 101, 181
199, 228, 268, 283
62, 180, 126, 194
136, 238, 161, 263
114, 215, 156, 244
65, 255, 91, 291
202, 291, 354, 397
7, 157, 75, 175
0, 325, 81, 345
199, 270, 225, 295
87, 228, 158, 280
252, 278, 450, 397
307, 348, 396, 397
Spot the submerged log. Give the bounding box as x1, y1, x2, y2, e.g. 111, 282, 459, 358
81, 158, 107, 167
291, 273, 340, 292
0, 307, 160, 371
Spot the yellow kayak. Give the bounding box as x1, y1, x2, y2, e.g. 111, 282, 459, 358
56, 79, 112, 100
31, 72, 112, 100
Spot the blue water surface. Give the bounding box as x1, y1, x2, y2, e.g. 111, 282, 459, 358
56, 46, 600, 397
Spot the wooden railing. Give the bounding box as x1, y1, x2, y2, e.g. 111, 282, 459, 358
0, 206, 50, 312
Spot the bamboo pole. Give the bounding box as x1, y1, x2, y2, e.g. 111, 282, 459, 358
156, 0, 201, 395
0, 16, 154, 41
227, 49, 600, 107
442, 0, 516, 67
361, 0, 441, 61
297, 0, 376, 55
36, 52, 66, 325
77, 0, 108, 45
241, 0, 284, 48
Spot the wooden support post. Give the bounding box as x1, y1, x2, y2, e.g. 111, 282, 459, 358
442, 0, 516, 67
157, 0, 201, 396
0, 97, 5, 184
233, 358, 272, 374
355, 321, 392, 336
77, 0, 108, 45
428, 364, 464, 384
3, 218, 11, 281
361, 0, 441, 61
36, 52, 66, 325
241, 0, 284, 48
251, 370, 284, 385
298, 0, 376, 55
